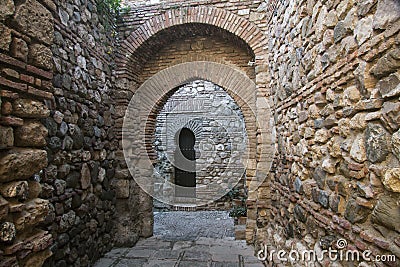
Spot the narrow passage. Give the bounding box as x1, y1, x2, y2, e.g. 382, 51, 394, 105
94, 211, 263, 267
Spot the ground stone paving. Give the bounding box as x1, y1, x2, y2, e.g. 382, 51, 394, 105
94, 211, 264, 267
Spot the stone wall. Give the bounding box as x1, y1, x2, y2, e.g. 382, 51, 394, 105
42, 0, 121, 265
0, 0, 125, 266
254, 0, 400, 265
0, 0, 55, 265
154, 80, 247, 210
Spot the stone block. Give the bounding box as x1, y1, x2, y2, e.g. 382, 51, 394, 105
14, 121, 48, 147
344, 198, 369, 223
0, 148, 47, 182
0, 23, 12, 51
28, 44, 53, 70
0, 222, 16, 243
0, 126, 13, 148
365, 123, 389, 163
13, 0, 53, 44
13, 99, 50, 118
14, 198, 50, 231
0, 0, 14, 21
383, 168, 400, 192
10, 37, 28, 61
371, 48, 400, 77
372, 194, 400, 232
0, 181, 28, 199
354, 15, 373, 46
377, 72, 400, 98
373, 0, 400, 30
350, 134, 367, 163
80, 163, 91, 190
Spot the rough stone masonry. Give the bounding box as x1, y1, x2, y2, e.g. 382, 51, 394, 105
0, 0, 399, 266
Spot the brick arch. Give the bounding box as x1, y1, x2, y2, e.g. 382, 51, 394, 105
117, 6, 267, 75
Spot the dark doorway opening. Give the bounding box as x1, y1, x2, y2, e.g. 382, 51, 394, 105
174, 128, 196, 197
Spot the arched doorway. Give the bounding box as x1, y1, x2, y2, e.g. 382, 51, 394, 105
174, 128, 196, 198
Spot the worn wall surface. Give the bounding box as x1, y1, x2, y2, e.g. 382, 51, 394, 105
255, 0, 400, 265
42, 0, 121, 265
0, 0, 55, 265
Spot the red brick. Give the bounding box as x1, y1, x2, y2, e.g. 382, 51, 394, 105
26, 65, 53, 80
27, 86, 53, 99
0, 77, 27, 91
0, 54, 26, 69
20, 74, 35, 84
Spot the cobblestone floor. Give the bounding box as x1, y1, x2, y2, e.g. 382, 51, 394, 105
94, 211, 264, 267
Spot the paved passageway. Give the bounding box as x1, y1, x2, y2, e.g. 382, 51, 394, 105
94, 211, 264, 267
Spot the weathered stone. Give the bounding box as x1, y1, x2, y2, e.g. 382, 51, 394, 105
377, 72, 400, 98
313, 166, 326, 189
350, 134, 367, 163
372, 194, 400, 232
14, 121, 48, 147
354, 16, 373, 45
344, 198, 369, 223
0, 126, 13, 148
54, 179, 66, 195
383, 169, 400, 192
10, 37, 28, 61
365, 123, 389, 163
59, 8, 69, 26
322, 158, 337, 174
344, 86, 361, 103
349, 113, 367, 131
0, 149, 47, 182
324, 10, 338, 28
0, 222, 16, 243
381, 101, 400, 132
0, 23, 11, 51
14, 0, 54, 44
373, 0, 400, 30
357, 182, 374, 199
59, 210, 76, 232
80, 163, 91, 190
69, 124, 84, 149
314, 129, 329, 143
0, 181, 28, 199
333, 21, 349, 43
28, 44, 53, 70
13, 99, 50, 118
294, 204, 307, 222
318, 190, 329, 208
294, 177, 303, 193
65, 172, 79, 190
371, 48, 400, 77
28, 181, 42, 199
0, 0, 14, 21
392, 129, 400, 160
14, 198, 50, 231
114, 179, 130, 199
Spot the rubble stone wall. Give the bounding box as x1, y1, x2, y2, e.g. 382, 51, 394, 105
254, 0, 400, 265
42, 0, 121, 265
